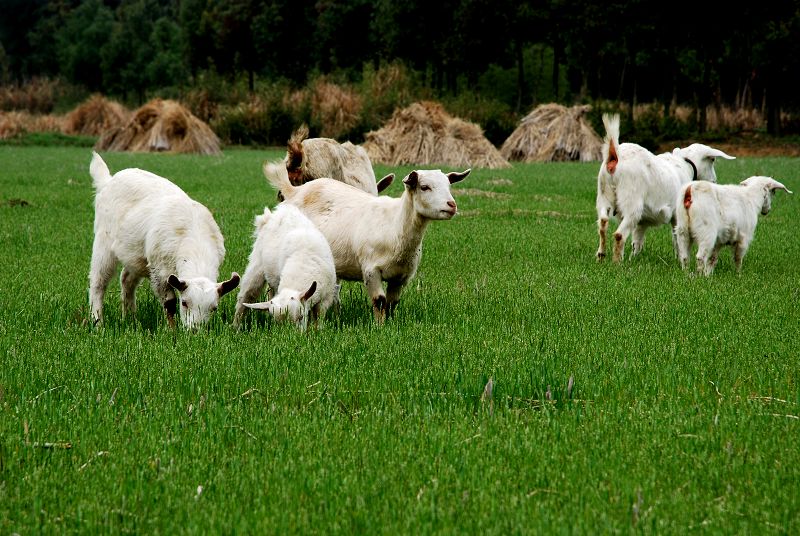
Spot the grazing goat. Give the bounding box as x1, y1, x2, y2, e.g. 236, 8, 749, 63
285, 125, 394, 195
676, 176, 792, 275
88, 152, 239, 329
596, 113, 735, 262
233, 203, 337, 330
263, 160, 469, 322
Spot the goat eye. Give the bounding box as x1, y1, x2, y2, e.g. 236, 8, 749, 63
420, 185, 431, 191
181, 300, 188, 308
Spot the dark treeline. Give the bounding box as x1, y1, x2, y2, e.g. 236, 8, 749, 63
1, 0, 799, 134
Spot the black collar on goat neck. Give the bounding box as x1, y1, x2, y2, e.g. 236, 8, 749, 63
684, 157, 698, 181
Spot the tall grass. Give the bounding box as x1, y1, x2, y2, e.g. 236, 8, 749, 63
0, 147, 797, 533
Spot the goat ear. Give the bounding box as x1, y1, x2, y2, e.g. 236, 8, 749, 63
403, 171, 419, 189
168, 275, 188, 292
217, 272, 240, 297
243, 301, 271, 311
448, 169, 471, 183
767, 179, 793, 194
705, 148, 736, 160
376, 173, 395, 193
300, 281, 317, 303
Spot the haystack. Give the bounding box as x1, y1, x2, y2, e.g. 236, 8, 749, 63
63, 94, 130, 136
0, 111, 64, 139
500, 104, 602, 162
362, 101, 510, 169
95, 98, 221, 155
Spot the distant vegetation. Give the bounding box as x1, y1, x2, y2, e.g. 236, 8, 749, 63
1, 1, 799, 147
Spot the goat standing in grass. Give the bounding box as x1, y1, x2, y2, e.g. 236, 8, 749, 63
88, 152, 239, 329
676, 176, 792, 275
263, 160, 469, 323
596, 113, 735, 262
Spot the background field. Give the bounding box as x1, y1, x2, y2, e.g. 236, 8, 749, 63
1, 147, 798, 533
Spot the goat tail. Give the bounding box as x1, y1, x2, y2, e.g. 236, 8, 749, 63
89, 151, 112, 191
254, 206, 272, 233
683, 184, 693, 210
263, 160, 295, 199
602, 113, 620, 175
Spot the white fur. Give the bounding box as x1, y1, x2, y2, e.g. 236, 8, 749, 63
596, 113, 735, 262
234, 203, 337, 330
263, 160, 469, 322
675, 176, 792, 275
88, 152, 239, 329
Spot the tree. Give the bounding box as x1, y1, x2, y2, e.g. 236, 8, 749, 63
147, 16, 189, 91
314, 0, 376, 75
54, 0, 115, 90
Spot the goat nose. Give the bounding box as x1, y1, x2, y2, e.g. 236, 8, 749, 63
447, 200, 456, 209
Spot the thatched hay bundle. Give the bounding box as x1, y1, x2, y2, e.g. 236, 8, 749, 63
362, 101, 510, 169
0, 111, 64, 139
500, 103, 602, 162
63, 94, 130, 136
95, 98, 221, 155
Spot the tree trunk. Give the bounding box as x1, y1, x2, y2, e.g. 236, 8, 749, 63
580, 70, 589, 102
515, 39, 525, 113
552, 39, 562, 100
766, 86, 782, 136
697, 50, 709, 134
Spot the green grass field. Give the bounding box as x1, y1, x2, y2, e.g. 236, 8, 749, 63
1, 146, 798, 533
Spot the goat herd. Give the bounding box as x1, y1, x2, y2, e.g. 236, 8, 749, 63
87, 114, 792, 331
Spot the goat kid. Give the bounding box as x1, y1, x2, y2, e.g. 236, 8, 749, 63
234, 203, 338, 330
676, 176, 792, 275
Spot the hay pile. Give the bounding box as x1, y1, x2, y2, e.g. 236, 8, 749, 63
95, 98, 221, 155
500, 104, 602, 162
0, 111, 64, 139
63, 94, 130, 136
362, 101, 510, 169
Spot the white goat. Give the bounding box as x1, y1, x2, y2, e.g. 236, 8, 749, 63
285, 125, 394, 195
233, 203, 337, 330
88, 152, 239, 329
263, 160, 470, 322
596, 113, 735, 262
675, 176, 792, 275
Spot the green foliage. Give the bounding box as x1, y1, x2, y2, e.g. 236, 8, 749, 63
5, 0, 800, 138
357, 62, 421, 128
54, 0, 115, 92
146, 18, 189, 93
1, 147, 799, 532
443, 93, 516, 147
211, 85, 300, 146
